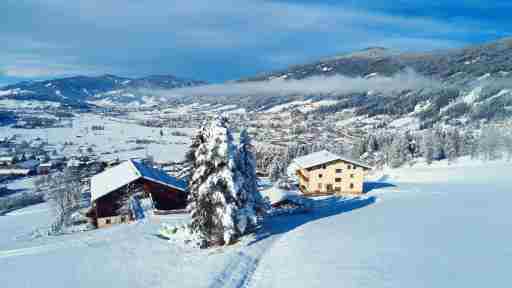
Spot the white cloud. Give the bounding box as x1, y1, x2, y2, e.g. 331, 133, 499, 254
157, 70, 438, 100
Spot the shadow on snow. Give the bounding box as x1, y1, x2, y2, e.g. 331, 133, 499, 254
363, 181, 396, 193
249, 195, 377, 246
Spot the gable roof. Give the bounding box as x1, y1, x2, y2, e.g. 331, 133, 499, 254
91, 160, 187, 202
293, 150, 372, 170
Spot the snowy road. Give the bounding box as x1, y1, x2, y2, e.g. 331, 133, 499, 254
1, 159, 511, 287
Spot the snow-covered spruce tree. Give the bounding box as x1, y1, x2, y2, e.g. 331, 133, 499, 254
269, 157, 284, 182
180, 125, 208, 180
237, 129, 266, 215
432, 128, 446, 161
461, 130, 478, 159
445, 129, 462, 164
367, 134, 379, 155
479, 125, 502, 161
350, 138, 367, 161
187, 116, 256, 247
422, 130, 434, 165
389, 134, 409, 168
504, 131, 512, 161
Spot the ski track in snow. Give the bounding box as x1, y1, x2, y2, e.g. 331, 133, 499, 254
0, 238, 106, 259
208, 235, 277, 288
209, 196, 376, 288
6, 207, 49, 216
2, 159, 512, 287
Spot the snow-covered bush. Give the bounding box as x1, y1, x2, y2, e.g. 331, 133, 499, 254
275, 176, 293, 190
237, 128, 267, 214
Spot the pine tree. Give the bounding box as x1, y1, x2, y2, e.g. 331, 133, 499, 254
504, 132, 512, 161
350, 139, 366, 161
432, 129, 446, 160
188, 116, 255, 247
445, 129, 461, 164
389, 134, 410, 168
181, 125, 207, 180
461, 131, 478, 159
237, 129, 266, 214
367, 134, 379, 155
479, 125, 501, 161
422, 130, 434, 165
269, 158, 284, 182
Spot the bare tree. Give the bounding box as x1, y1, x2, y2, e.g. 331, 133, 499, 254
44, 169, 81, 233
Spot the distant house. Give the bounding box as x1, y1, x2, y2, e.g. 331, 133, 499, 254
37, 162, 53, 175
88, 160, 188, 228
293, 150, 372, 195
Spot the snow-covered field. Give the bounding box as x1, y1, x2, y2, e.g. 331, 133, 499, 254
1, 158, 511, 287
0, 113, 190, 162
250, 159, 512, 287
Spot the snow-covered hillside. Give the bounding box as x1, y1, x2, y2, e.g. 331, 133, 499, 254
0, 74, 206, 108
1, 158, 511, 287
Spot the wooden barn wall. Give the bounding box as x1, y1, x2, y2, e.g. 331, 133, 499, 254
142, 179, 186, 210
94, 179, 186, 218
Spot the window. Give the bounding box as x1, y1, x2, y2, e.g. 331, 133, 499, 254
318, 174, 323, 178
106, 218, 111, 224
350, 183, 354, 189
322, 164, 326, 169
335, 178, 342, 182
334, 187, 341, 192
350, 174, 354, 178
336, 169, 342, 173
121, 216, 126, 223
347, 165, 352, 169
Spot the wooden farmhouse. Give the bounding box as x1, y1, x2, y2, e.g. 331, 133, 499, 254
293, 150, 372, 195
88, 160, 187, 228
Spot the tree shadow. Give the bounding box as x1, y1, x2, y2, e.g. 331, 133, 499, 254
363, 181, 396, 193
0, 188, 25, 198
248, 196, 376, 246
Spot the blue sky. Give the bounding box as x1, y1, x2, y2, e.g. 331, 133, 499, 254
1, 0, 510, 85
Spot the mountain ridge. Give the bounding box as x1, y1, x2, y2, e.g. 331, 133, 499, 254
0, 74, 206, 108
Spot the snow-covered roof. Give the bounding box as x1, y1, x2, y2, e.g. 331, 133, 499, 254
0, 168, 30, 176
91, 160, 187, 202
293, 150, 372, 170
260, 188, 302, 205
